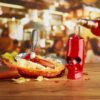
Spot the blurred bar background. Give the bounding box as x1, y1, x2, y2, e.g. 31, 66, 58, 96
0, 0, 100, 63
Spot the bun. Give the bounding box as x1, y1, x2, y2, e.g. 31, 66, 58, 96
3, 57, 65, 78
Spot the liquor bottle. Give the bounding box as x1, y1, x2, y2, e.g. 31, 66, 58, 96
78, 19, 100, 36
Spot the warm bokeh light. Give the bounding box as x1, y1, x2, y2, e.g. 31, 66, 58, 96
0, 2, 24, 9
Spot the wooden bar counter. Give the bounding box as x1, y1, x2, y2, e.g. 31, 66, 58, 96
0, 63, 100, 100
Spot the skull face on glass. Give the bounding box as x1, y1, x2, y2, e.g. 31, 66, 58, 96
66, 34, 84, 79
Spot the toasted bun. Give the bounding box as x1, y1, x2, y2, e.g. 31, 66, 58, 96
3, 58, 65, 78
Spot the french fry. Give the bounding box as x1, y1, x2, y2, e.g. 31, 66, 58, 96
0, 69, 20, 79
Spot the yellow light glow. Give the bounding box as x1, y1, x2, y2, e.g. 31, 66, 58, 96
54, 2, 59, 7
0, 2, 24, 9
12, 17, 16, 21
82, 0, 97, 3
77, 9, 83, 17
60, 25, 65, 30
0, 7, 3, 15
2, 18, 8, 23
53, 25, 57, 30
83, 9, 90, 17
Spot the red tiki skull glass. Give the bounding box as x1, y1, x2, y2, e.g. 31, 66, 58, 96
66, 34, 84, 79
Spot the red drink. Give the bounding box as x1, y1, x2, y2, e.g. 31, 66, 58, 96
66, 34, 84, 79
78, 19, 100, 36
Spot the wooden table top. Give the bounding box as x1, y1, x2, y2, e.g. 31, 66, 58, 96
0, 63, 100, 100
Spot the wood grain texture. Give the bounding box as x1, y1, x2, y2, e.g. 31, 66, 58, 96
0, 63, 100, 100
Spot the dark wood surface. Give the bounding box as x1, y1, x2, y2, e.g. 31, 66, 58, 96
0, 63, 100, 100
